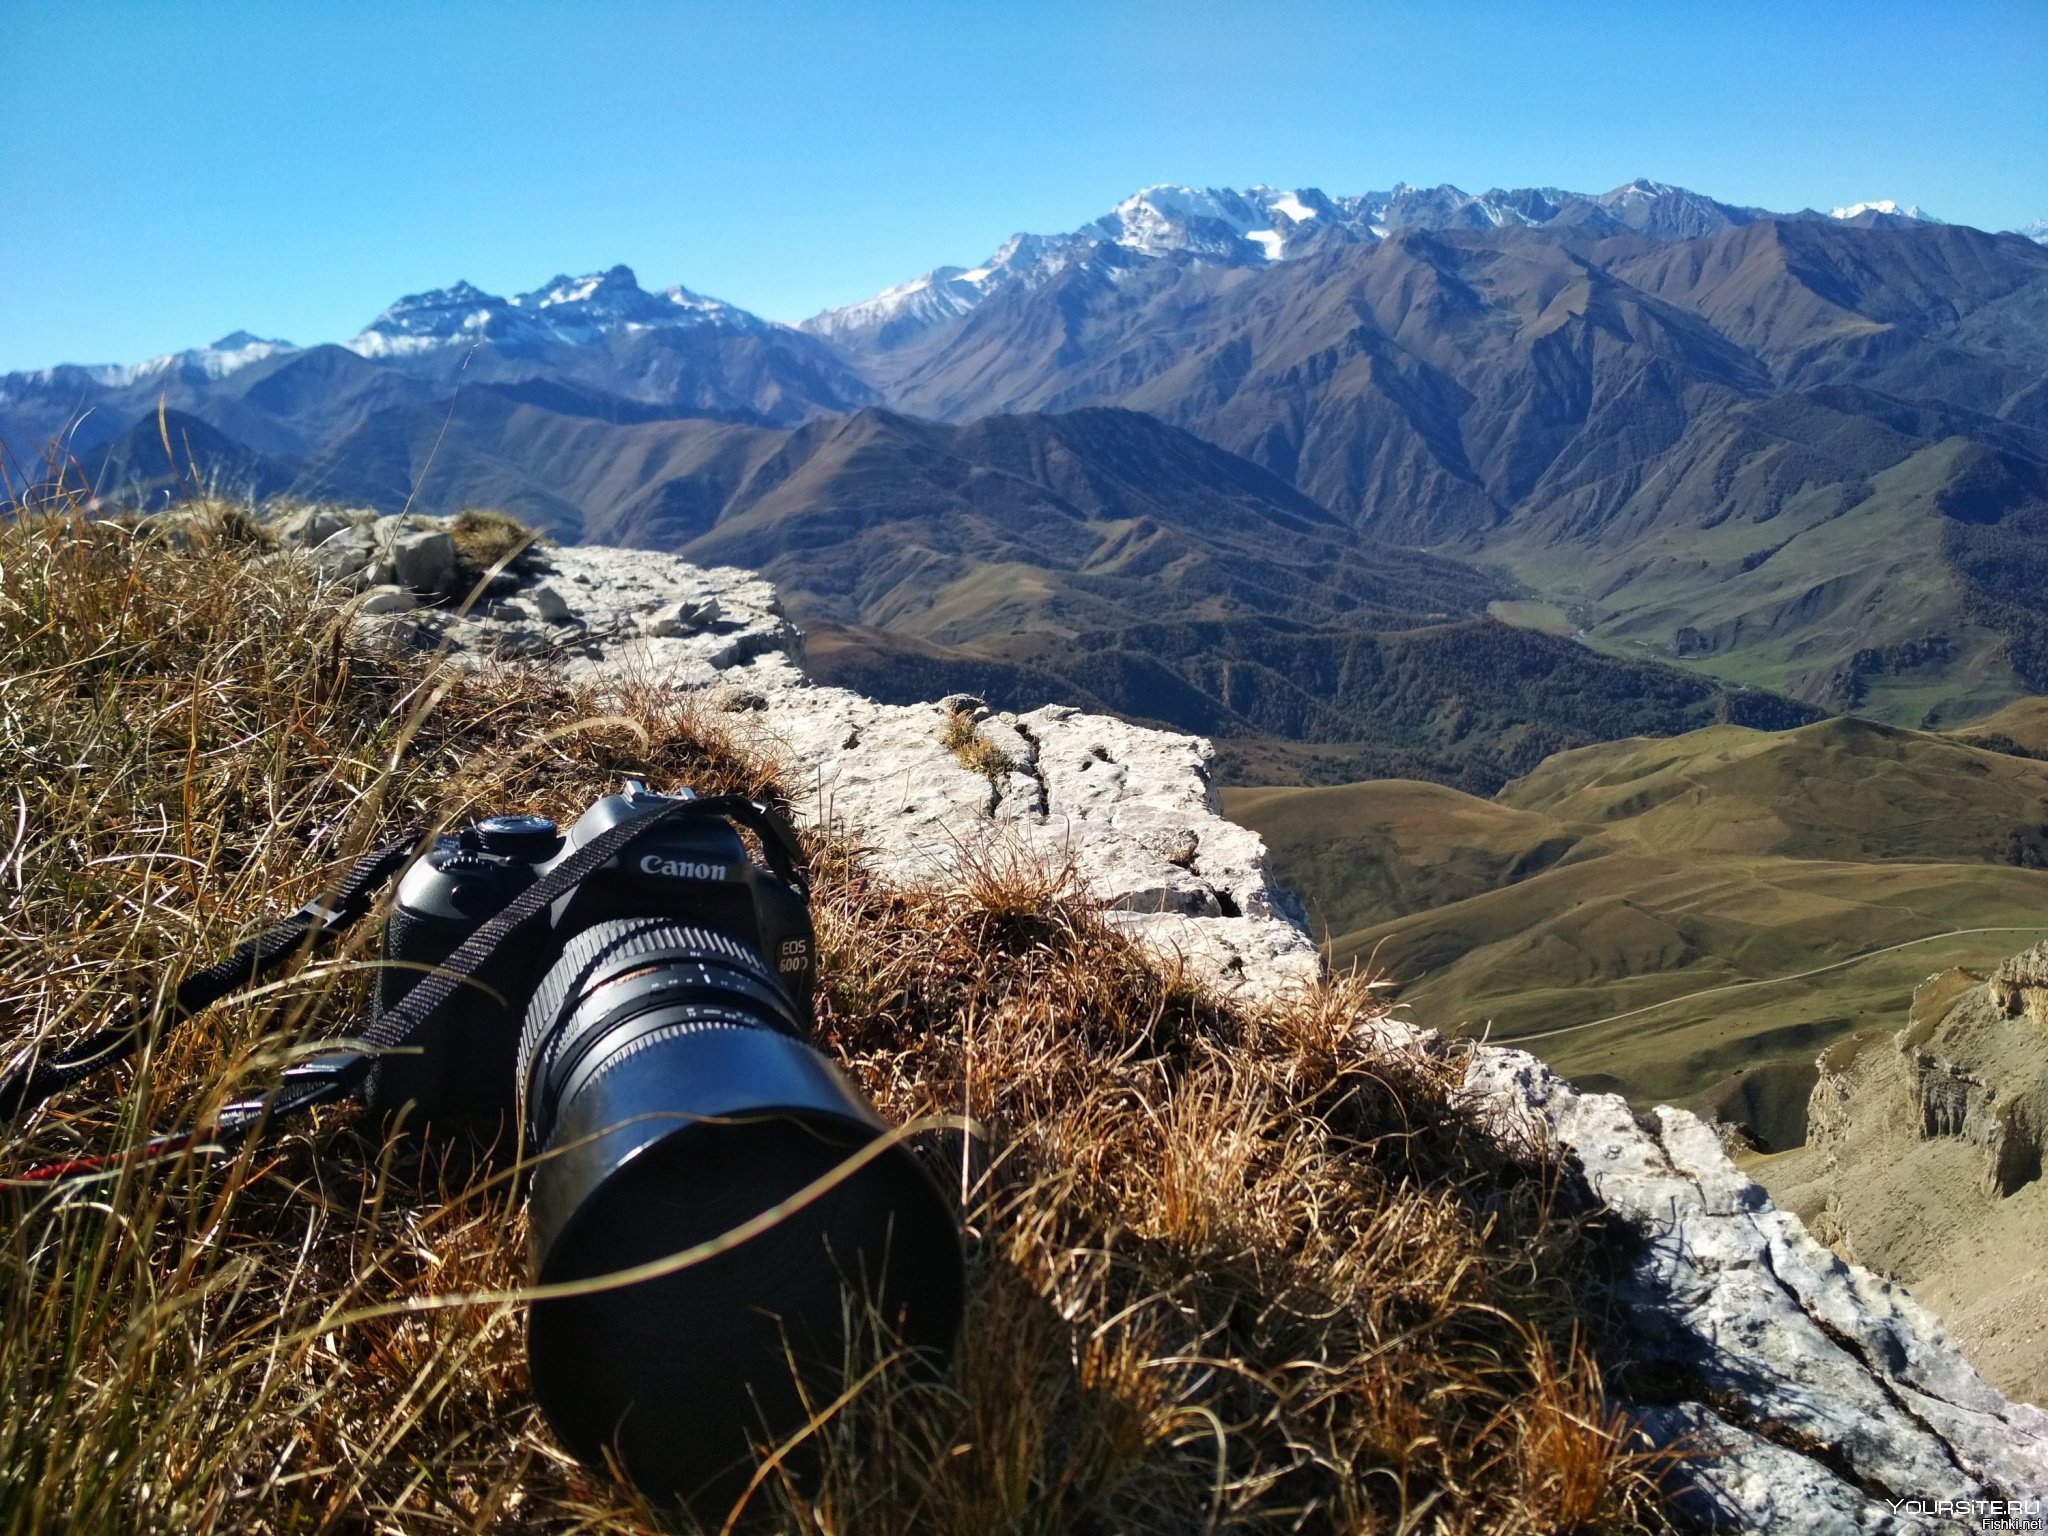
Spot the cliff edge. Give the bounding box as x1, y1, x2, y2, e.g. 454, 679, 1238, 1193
1759, 948, 2048, 1405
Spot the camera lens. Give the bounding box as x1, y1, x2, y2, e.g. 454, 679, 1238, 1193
515, 917, 962, 1518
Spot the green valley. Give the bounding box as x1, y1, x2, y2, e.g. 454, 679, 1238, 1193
1226, 715, 2048, 1145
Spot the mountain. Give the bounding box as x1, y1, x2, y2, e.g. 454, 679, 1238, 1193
799, 234, 1084, 354
345, 263, 769, 358
11, 175, 2045, 745
1225, 715, 2048, 1138
84, 407, 299, 506
0, 265, 871, 476
837, 212, 2048, 720
1829, 198, 1939, 225
804, 178, 1857, 352
215, 385, 1803, 785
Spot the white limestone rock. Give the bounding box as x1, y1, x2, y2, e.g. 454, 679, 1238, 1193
1459, 1045, 2048, 1530
308, 521, 382, 588
270, 506, 349, 549
640, 595, 723, 637
380, 524, 456, 594
529, 582, 573, 623
358, 585, 420, 616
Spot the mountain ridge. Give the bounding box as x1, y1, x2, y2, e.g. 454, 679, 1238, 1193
10, 177, 2041, 385
8, 178, 2046, 741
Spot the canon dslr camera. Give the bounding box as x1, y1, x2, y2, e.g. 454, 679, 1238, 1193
374, 782, 962, 1518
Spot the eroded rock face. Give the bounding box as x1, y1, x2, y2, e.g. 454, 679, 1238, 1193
1991, 945, 2048, 1029
1761, 959, 2048, 1416
306, 519, 2048, 1532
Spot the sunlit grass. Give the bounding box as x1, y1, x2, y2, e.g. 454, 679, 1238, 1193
0, 491, 1676, 1532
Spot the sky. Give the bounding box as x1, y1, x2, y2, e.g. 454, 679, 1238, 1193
3, 0, 2044, 372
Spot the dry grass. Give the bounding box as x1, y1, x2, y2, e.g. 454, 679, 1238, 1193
0, 493, 1676, 1533
448, 508, 545, 587
940, 709, 1016, 781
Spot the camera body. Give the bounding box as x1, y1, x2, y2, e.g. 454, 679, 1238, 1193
370, 781, 815, 1122
365, 781, 961, 1516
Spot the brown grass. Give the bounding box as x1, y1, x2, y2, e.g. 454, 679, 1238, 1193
0, 494, 1676, 1533
940, 709, 1016, 781
448, 508, 544, 586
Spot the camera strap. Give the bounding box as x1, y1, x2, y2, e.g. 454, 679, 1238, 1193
4, 795, 806, 1182
0, 835, 422, 1124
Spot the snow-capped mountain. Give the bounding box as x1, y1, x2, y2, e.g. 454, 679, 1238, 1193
7, 182, 2008, 400
0, 264, 871, 462
802, 178, 1816, 349
2013, 219, 2048, 246
1081, 185, 1346, 261
347, 264, 763, 358
801, 235, 1068, 349
0, 331, 295, 396
1830, 199, 1941, 223
801, 184, 1378, 351
5, 267, 778, 396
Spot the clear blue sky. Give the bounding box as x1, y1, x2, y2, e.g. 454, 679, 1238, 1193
4, 0, 2043, 372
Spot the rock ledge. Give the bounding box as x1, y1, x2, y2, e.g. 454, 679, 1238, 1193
330, 532, 2048, 1534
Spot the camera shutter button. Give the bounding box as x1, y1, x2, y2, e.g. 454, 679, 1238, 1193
473, 814, 560, 858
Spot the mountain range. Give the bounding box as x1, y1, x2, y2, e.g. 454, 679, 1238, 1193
8, 176, 2048, 772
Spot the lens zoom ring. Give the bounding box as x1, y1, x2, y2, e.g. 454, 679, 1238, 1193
517, 919, 772, 1081
517, 918, 791, 1138
562, 1017, 756, 1105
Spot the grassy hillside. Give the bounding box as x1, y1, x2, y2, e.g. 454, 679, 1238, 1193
0, 499, 1667, 1533
1491, 430, 2048, 726
1227, 715, 2048, 1146
1956, 693, 2048, 756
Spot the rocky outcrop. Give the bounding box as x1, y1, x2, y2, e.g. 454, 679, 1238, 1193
1762, 958, 2048, 1413
302, 517, 2048, 1532
1991, 947, 2048, 1029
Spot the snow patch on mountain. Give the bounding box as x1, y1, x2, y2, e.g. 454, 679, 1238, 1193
1269, 190, 1316, 223
345, 266, 765, 358
1831, 199, 1938, 222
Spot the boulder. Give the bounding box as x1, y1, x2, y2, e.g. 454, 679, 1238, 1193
384, 526, 456, 595
271, 506, 348, 549
358, 585, 420, 616
639, 595, 722, 637
529, 582, 573, 623
309, 522, 381, 587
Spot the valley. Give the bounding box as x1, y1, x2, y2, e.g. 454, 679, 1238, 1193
1227, 716, 2048, 1142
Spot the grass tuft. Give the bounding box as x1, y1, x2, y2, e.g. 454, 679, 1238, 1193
448, 508, 544, 586
940, 709, 1016, 781
0, 493, 1676, 1532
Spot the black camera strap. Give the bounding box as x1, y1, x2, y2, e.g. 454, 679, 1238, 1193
0, 835, 421, 1123
4, 795, 807, 1182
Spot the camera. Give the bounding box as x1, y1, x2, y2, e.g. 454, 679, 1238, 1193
373, 781, 963, 1517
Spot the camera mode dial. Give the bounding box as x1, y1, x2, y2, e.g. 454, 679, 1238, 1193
474, 814, 559, 858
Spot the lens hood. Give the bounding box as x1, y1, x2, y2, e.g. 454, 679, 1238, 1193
518, 918, 962, 1518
